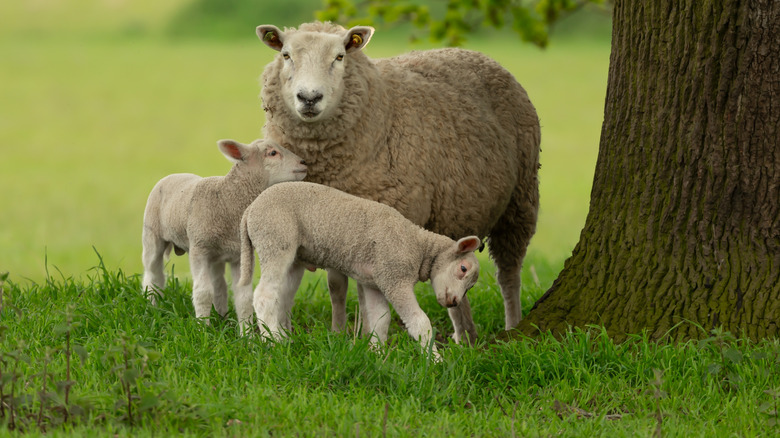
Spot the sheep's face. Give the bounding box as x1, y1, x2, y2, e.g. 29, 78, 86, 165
217, 139, 307, 185
257, 24, 374, 123
431, 237, 481, 308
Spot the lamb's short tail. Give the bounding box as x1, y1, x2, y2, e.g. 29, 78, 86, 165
238, 210, 255, 287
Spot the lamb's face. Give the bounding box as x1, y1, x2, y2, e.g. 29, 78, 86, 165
217, 139, 307, 185
257, 24, 374, 123
430, 237, 481, 309
254, 140, 308, 186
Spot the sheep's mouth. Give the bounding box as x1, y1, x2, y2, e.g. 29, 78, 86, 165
299, 109, 321, 119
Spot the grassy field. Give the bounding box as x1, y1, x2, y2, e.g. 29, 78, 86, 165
4, 271, 780, 436
5, 2, 778, 437
0, 4, 605, 284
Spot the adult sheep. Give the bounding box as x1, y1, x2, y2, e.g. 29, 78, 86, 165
256, 21, 540, 342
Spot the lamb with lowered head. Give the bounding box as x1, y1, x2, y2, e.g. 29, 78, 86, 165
238, 181, 481, 356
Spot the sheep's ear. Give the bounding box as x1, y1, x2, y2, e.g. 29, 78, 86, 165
455, 236, 481, 254
217, 139, 247, 163
257, 25, 284, 51
344, 26, 374, 53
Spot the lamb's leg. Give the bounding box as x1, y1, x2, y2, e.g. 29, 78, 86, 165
383, 285, 438, 357
141, 230, 167, 305
447, 295, 476, 346
189, 250, 214, 324
253, 258, 305, 339
326, 269, 348, 332
230, 261, 254, 335
488, 183, 538, 330
356, 283, 372, 337
360, 286, 391, 345
209, 262, 228, 318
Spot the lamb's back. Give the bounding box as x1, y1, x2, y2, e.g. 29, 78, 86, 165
147, 173, 200, 249
252, 182, 423, 274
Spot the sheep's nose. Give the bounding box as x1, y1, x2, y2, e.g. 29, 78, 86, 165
296, 92, 323, 106
446, 296, 459, 308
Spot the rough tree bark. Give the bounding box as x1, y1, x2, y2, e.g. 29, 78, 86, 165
518, 0, 780, 341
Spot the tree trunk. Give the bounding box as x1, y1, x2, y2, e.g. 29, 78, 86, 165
518, 0, 780, 341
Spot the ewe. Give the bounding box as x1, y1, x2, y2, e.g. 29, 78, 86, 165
257, 21, 540, 342
238, 182, 481, 356
141, 139, 307, 331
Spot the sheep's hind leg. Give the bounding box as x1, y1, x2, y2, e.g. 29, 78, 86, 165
141, 231, 167, 304
231, 261, 254, 335
326, 269, 349, 332
209, 262, 229, 318
253, 259, 305, 339
356, 283, 372, 337
488, 183, 538, 330
189, 250, 215, 324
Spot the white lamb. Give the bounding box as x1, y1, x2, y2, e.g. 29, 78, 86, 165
141, 138, 307, 331
238, 181, 481, 356
256, 22, 540, 343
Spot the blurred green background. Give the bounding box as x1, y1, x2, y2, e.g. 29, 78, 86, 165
0, 0, 610, 284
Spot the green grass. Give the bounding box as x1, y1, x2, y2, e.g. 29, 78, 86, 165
3, 268, 780, 436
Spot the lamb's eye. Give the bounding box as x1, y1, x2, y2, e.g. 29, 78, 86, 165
335, 54, 344, 61
460, 265, 467, 273
269, 150, 278, 157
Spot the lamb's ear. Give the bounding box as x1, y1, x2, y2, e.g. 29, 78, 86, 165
344, 26, 374, 53
217, 139, 247, 163
455, 236, 481, 254
257, 25, 284, 51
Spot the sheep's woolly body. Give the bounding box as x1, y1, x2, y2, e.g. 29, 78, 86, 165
259, 22, 540, 336
141, 140, 306, 332
239, 182, 481, 354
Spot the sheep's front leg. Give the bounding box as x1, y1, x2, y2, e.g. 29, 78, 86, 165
189, 250, 216, 323
361, 286, 391, 345
447, 295, 477, 346
384, 285, 438, 357
326, 269, 348, 332
231, 261, 254, 334
253, 260, 305, 340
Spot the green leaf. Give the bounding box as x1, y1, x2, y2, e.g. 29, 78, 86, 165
707, 362, 722, 375
139, 393, 160, 411
74, 344, 88, 365
122, 368, 141, 384
723, 347, 744, 364
145, 350, 162, 362
56, 380, 77, 393
53, 323, 70, 335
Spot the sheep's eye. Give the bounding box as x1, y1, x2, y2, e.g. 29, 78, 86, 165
269, 150, 278, 157
335, 54, 344, 61
282, 53, 290, 60
460, 265, 467, 273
